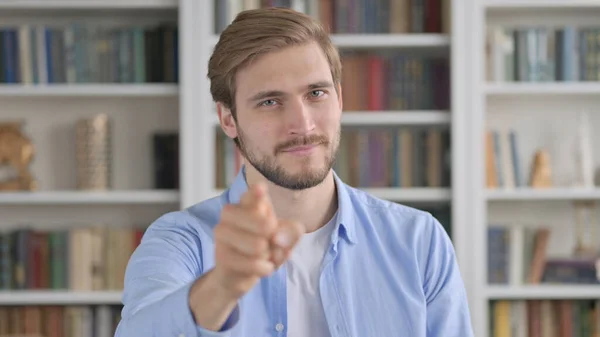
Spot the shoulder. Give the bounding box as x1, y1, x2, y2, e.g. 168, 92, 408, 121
344, 183, 441, 236
143, 193, 226, 243
341, 183, 452, 264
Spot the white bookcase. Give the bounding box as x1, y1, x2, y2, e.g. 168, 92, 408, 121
0, 0, 483, 334
470, 1, 600, 336
0, 0, 182, 318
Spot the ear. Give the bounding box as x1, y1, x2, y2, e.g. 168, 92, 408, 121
216, 102, 238, 140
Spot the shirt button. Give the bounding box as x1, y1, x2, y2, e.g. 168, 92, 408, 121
178, 334, 185, 337
275, 323, 284, 332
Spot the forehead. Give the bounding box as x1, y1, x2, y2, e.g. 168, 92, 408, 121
235, 41, 332, 97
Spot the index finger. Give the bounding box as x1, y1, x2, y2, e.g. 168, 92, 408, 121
241, 182, 275, 218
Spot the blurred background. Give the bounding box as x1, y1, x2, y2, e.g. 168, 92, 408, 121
0, 0, 599, 336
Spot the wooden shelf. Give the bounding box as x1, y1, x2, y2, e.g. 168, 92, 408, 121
0, 291, 122, 305
0, 0, 177, 9
0, 84, 178, 97
486, 83, 600, 96
486, 285, 600, 299
210, 34, 450, 49
0, 190, 179, 205
487, 188, 600, 201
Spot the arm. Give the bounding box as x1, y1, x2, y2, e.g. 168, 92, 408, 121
114, 212, 240, 337
421, 214, 474, 337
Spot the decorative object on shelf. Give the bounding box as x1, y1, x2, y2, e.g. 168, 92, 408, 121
0, 121, 37, 191
75, 114, 112, 190
572, 201, 598, 257
529, 149, 552, 188
152, 132, 179, 189
575, 110, 595, 188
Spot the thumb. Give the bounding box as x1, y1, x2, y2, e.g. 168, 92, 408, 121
272, 219, 305, 250
269, 219, 305, 268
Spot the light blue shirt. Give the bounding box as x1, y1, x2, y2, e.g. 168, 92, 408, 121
115, 167, 474, 337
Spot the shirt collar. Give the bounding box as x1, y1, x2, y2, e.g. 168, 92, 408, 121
225, 165, 357, 246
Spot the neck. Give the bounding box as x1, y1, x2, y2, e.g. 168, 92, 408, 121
244, 166, 338, 233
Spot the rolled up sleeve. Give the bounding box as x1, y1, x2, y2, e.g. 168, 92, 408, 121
114, 212, 240, 337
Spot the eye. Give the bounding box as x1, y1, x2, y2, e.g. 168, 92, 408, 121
260, 99, 277, 107
310, 90, 325, 97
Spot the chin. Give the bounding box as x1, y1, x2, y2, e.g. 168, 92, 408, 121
263, 159, 333, 190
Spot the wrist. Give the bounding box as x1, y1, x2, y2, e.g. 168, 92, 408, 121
203, 268, 240, 303
189, 269, 239, 331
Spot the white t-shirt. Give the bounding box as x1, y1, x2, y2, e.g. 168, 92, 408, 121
285, 212, 337, 337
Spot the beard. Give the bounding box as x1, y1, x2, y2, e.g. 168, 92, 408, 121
236, 127, 340, 190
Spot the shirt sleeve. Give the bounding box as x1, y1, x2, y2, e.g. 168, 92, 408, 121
422, 213, 474, 337
113, 212, 240, 337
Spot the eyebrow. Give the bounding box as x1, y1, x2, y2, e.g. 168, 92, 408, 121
307, 80, 334, 90
247, 80, 334, 103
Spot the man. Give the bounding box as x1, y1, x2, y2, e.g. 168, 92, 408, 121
115, 7, 473, 337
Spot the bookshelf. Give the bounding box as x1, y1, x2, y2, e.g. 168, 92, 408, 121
0, 0, 478, 336
0, 0, 182, 335
471, 1, 600, 336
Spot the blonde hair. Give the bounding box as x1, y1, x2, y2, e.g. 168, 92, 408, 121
207, 7, 342, 119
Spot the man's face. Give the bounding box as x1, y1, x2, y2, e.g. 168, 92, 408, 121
221, 41, 342, 190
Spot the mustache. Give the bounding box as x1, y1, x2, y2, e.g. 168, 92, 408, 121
275, 134, 329, 153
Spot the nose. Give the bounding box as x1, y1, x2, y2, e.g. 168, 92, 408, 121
286, 99, 315, 135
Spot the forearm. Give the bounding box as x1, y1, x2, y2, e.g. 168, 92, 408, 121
189, 269, 239, 332
115, 280, 202, 337
114, 213, 240, 337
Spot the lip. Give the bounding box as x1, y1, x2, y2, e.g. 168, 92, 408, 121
282, 144, 317, 155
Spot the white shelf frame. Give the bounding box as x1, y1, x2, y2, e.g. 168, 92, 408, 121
0, 190, 180, 205
341, 111, 451, 125
484, 0, 600, 9
486, 285, 600, 299
209, 33, 450, 50
487, 188, 600, 201
212, 111, 451, 127
486, 83, 600, 96
0, 0, 178, 9
362, 188, 452, 202
213, 188, 451, 203
0, 84, 179, 97
0, 291, 123, 305
331, 34, 450, 49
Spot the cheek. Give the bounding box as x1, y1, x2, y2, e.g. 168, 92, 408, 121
245, 120, 279, 148
315, 104, 341, 133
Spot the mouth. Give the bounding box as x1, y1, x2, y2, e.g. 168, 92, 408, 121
281, 144, 318, 155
